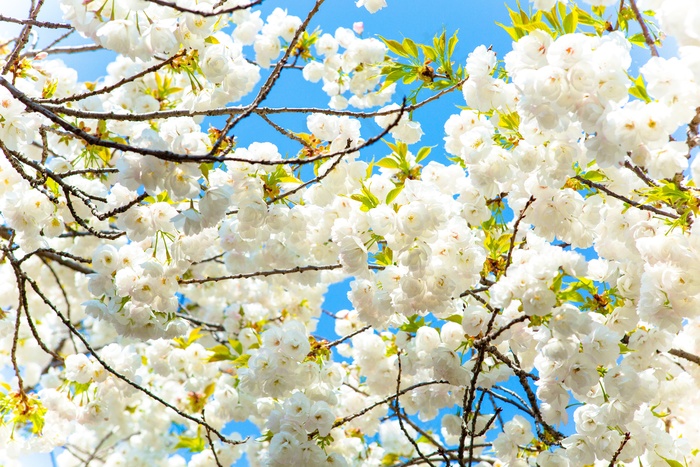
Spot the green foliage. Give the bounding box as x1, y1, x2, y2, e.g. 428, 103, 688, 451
0, 387, 47, 436
497, 2, 657, 40
659, 455, 685, 467
350, 182, 380, 212
207, 338, 252, 369
629, 73, 652, 103
638, 180, 698, 231
291, 28, 321, 61
173, 327, 204, 349
380, 140, 424, 184
151, 70, 185, 108
260, 165, 301, 202
173, 432, 206, 453
379, 29, 464, 105
399, 314, 430, 333
373, 245, 393, 267
497, 3, 554, 40
41, 78, 58, 99
492, 110, 522, 149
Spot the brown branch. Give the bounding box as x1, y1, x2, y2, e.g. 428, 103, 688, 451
482, 387, 532, 416
202, 411, 225, 467
144, 0, 264, 17
332, 380, 449, 428
0, 14, 72, 29
39, 80, 464, 124
628, 0, 659, 57
2, 0, 45, 76
179, 263, 344, 284
608, 432, 631, 467
39, 51, 186, 105
475, 315, 530, 348
668, 348, 700, 366
392, 411, 456, 463
22, 43, 103, 58
687, 107, 700, 156
574, 175, 678, 219
393, 353, 436, 467
388, 450, 496, 467
486, 345, 564, 443
1, 73, 405, 166
1, 226, 95, 274
623, 160, 657, 187
504, 196, 535, 275
325, 325, 372, 349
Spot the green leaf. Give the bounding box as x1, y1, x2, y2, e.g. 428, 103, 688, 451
574, 6, 597, 25
46, 178, 60, 197
618, 342, 633, 354
444, 314, 463, 324
385, 185, 403, 204
507, 5, 522, 26
557, 1, 567, 21
71, 382, 92, 396
580, 169, 609, 183
207, 344, 234, 362
376, 156, 401, 169
541, 10, 559, 30
402, 37, 419, 58
519, 21, 554, 35
402, 73, 418, 84
204, 36, 219, 44
563, 10, 578, 33
420, 44, 437, 61
496, 22, 522, 41
659, 456, 684, 467
199, 162, 213, 182
628, 33, 647, 47
173, 327, 203, 349
231, 353, 250, 368
379, 37, 408, 57
382, 69, 406, 87
447, 32, 459, 56
226, 338, 244, 355
629, 74, 652, 103
279, 176, 302, 184
415, 146, 433, 163
203, 382, 216, 399
399, 314, 428, 333
174, 435, 206, 453
374, 246, 393, 266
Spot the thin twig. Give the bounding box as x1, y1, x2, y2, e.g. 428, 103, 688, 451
668, 348, 700, 366
628, 0, 659, 57
574, 175, 678, 219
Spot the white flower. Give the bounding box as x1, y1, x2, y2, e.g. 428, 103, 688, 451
200, 44, 231, 83
65, 354, 95, 384
466, 45, 497, 78
305, 402, 335, 436
573, 404, 604, 435
171, 208, 204, 236
96, 20, 138, 55
503, 415, 532, 445
356, 0, 387, 14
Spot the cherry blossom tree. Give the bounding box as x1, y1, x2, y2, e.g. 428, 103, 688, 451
1, 0, 700, 465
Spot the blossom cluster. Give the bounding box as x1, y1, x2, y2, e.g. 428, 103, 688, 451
1, 0, 700, 466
